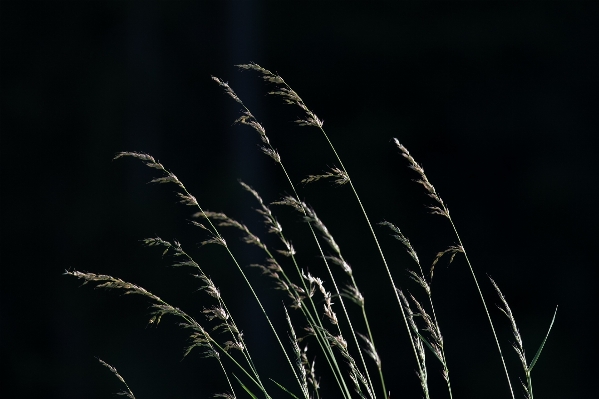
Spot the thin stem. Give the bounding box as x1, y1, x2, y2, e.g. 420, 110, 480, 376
276, 160, 354, 399
393, 139, 516, 399
319, 127, 415, 399
237, 63, 418, 399
212, 74, 356, 399
449, 221, 515, 399
115, 152, 301, 398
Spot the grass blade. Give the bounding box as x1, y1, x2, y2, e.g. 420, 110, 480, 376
233, 374, 260, 399
269, 378, 301, 399
529, 305, 558, 372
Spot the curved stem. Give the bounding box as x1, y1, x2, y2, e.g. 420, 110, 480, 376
449, 221, 515, 399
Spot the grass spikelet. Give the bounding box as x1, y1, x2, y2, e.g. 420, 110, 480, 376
97, 358, 136, 399
430, 245, 463, 280
285, 307, 310, 399
302, 167, 350, 186
236, 62, 323, 128
392, 139, 449, 218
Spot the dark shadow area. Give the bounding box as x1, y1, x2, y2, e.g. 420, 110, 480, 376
1, 1, 597, 398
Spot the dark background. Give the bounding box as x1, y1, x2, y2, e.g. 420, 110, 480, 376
1, 1, 597, 398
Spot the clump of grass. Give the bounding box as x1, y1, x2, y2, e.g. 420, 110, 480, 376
67, 63, 557, 399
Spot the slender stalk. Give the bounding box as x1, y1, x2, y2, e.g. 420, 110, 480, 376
114, 152, 305, 399
451, 224, 515, 399
318, 127, 397, 399
393, 139, 515, 399
237, 62, 448, 399
67, 270, 266, 397
213, 75, 366, 399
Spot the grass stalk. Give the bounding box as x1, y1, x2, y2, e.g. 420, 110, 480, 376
213, 74, 374, 399
113, 152, 302, 398
393, 138, 515, 399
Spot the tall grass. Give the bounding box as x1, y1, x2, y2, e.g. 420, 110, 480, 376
67, 63, 557, 399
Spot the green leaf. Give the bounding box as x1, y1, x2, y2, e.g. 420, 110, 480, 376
529, 305, 558, 372
232, 374, 259, 399
269, 378, 300, 399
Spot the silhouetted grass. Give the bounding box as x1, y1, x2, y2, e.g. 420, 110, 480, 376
67, 63, 556, 399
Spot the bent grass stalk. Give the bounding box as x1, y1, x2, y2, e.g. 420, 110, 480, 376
235, 63, 416, 399
68, 64, 556, 399
212, 74, 370, 399
392, 140, 514, 399
112, 152, 300, 399
97, 358, 136, 399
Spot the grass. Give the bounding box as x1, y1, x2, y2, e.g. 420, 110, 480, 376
67, 63, 557, 399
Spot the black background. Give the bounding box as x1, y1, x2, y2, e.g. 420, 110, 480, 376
1, 2, 598, 398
